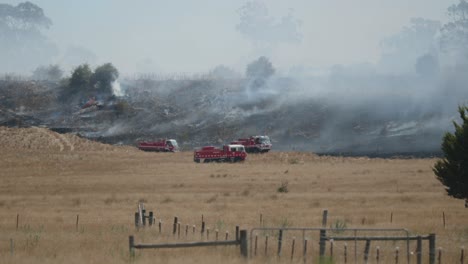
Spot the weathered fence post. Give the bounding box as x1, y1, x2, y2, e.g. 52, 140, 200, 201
134, 212, 139, 228
461, 247, 464, 264
429, 233, 436, 264
442, 212, 446, 228
142, 209, 146, 226
376, 246, 380, 264
76, 214, 79, 232
236, 226, 239, 241
277, 229, 283, 257
303, 238, 308, 264
265, 234, 269, 255
391, 212, 393, 223
129, 235, 135, 258
395, 246, 400, 264
201, 221, 205, 238
138, 203, 143, 227
186, 225, 189, 238
225, 231, 228, 240
240, 230, 248, 258
260, 213, 263, 226
149, 211, 153, 226
291, 237, 296, 261
344, 243, 348, 264
16, 214, 19, 231
173, 217, 178, 235
438, 248, 442, 264
254, 234, 258, 256
159, 220, 162, 234
330, 239, 334, 259
319, 209, 328, 258
417, 235, 422, 264
363, 239, 371, 264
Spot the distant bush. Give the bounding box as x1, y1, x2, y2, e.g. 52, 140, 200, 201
277, 181, 289, 193
32, 64, 63, 82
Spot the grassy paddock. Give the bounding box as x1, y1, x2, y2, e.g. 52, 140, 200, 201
0, 148, 467, 263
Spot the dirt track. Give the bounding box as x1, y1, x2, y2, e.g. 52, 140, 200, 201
0, 127, 466, 263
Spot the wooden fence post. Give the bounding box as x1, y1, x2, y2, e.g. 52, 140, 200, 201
159, 220, 162, 234
76, 214, 79, 232
16, 214, 19, 231
277, 229, 283, 257
240, 230, 248, 258
438, 248, 442, 264
260, 213, 263, 226
330, 239, 334, 259
225, 231, 228, 240
460, 247, 464, 264
291, 237, 296, 261
235, 226, 239, 241
391, 212, 393, 223
129, 235, 135, 258
254, 234, 258, 256
344, 243, 348, 264
173, 217, 178, 235
363, 239, 371, 264
134, 212, 139, 228
201, 221, 205, 238
376, 246, 380, 264
265, 234, 269, 255
319, 209, 328, 258
149, 211, 153, 226
442, 212, 446, 228
303, 239, 308, 264
142, 209, 146, 226
186, 225, 189, 238
395, 247, 399, 264
429, 233, 436, 264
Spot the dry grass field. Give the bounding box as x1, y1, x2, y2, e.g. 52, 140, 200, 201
0, 127, 467, 263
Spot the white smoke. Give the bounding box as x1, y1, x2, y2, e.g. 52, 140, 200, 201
112, 79, 124, 96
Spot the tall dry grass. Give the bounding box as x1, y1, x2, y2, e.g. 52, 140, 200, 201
0, 144, 467, 263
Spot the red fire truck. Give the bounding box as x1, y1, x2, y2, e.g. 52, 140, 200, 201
193, 144, 247, 163
232, 136, 272, 153
137, 139, 179, 152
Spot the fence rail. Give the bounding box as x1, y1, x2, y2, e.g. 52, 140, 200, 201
129, 230, 248, 258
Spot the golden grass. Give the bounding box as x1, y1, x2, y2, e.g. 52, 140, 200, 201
0, 131, 467, 263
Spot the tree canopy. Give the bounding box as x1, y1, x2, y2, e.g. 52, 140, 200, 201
246, 56, 275, 80
63, 63, 119, 100
433, 106, 468, 205
245, 56, 275, 90
440, 0, 468, 58
90, 63, 119, 95
0, 2, 56, 72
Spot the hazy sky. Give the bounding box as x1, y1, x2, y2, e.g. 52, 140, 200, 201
4, 0, 458, 75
